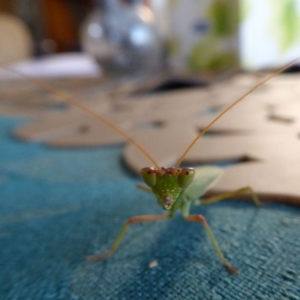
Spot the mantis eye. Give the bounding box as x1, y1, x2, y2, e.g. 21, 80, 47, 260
141, 167, 157, 187
178, 168, 195, 188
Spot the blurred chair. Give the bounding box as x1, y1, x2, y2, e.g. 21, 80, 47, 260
0, 13, 33, 65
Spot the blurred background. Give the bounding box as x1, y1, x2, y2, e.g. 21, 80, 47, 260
0, 0, 299, 80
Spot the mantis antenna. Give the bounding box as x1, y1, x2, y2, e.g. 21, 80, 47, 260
2, 67, 161, 170
175, 58, 300, 169
3, 58, 299, 171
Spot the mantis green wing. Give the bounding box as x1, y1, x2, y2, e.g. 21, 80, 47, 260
185, 166, 260, 208
185, 166, 224, 200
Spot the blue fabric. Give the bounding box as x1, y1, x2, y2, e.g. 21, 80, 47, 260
1, 117, 300, 300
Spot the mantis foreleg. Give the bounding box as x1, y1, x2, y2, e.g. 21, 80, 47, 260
136, 183, 153, 194
195, 186, 261, 206
87, 214, 169, 261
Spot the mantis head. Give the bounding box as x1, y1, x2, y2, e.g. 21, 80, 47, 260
141, 167, 195, 210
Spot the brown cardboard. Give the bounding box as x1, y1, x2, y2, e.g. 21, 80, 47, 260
1, 73, 300, 204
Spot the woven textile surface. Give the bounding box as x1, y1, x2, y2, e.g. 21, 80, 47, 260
0, 118, 300, 300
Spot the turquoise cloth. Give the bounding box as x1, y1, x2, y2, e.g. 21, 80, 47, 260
1, 118, 300, 300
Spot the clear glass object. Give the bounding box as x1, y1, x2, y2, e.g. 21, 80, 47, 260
81, 0, 164, 77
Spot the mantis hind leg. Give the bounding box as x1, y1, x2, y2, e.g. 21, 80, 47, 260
195, 186, 261, 206
87, 214, 169, 261
185, 214, 238, 274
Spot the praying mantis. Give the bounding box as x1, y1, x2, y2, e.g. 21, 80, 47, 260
3, 59, 298, 274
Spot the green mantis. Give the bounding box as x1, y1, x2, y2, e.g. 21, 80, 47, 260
4, 59, 298, 274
